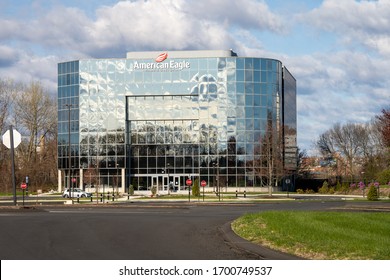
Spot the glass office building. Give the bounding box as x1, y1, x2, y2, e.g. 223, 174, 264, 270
57, 50, 297, 193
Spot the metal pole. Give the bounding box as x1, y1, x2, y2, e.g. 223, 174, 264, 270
203, 182, 205, 202
167, 163, 170, 195
9, 125, 17, 206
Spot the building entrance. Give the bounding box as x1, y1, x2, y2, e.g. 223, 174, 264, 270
133, 174, 197, 193
152, 175, 180, 193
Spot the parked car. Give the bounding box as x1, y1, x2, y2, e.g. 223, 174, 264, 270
62, 188, 92, 198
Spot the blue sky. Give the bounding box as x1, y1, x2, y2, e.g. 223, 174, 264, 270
1, 0, 389, 154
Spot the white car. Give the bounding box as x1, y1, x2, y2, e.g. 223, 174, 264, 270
62, 188, 92, 198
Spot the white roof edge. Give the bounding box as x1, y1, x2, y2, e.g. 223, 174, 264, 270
126, 50, 237, 59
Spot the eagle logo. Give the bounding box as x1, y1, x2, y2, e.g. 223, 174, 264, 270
155, 52, 168, 62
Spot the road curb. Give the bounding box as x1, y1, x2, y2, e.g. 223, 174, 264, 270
220, 222, 305, 260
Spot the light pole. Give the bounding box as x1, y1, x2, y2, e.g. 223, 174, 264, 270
116, 163, 119, 196
167, 162, 170, 195
213, 162, 220, 201
65, 104, 72, 200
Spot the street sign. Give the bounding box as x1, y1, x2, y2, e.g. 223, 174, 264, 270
201, 180, 207, 187
186, 178, 192, 186
2, 129, 21, 149
21, 183, 27, 189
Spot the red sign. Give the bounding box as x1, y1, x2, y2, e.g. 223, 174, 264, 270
21, 183, 27, 189
155, 52, 168, 62
201, 180, 207, 187
186, 178, 192, 186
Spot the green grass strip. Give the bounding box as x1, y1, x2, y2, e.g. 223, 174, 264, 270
232, 211, 390, 259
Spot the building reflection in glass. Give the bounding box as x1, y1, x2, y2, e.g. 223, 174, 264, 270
57, 51, 297, 192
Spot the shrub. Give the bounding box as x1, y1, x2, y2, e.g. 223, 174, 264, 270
367, 185, 378, 201
318, 181, 329, 194
151, 186, 157, 197
192, 178, 200, 197
296, 189, 304, 194
341, 182, 349, 194
129, 185, 134, 196
335, 181, 342, 191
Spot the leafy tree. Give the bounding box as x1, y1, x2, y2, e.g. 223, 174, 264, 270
377, 169, 390, 185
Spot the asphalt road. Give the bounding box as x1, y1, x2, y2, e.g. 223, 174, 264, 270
0, 200, 387, 260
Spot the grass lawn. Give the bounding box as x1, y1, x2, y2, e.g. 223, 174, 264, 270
232, 211, 390, 259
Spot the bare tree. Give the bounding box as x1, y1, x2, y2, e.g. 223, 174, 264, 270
316, 121, 387, 181
14, 81, 56, 162
0, 79, 21, 192
250, 111, 284, 195
13, 81, 57, 189
0, 79, 20, 133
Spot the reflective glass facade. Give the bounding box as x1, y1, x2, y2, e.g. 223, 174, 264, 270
58, 50, 297, 191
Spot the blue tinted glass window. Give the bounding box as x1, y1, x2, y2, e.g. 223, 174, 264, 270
237, 82, 244, 94
245, 106, 253, 118
254, 83, 260, 94
245, 82, 253, 94
245, 95, 253, 106
261, 71, 267, 83
254, 95, 260, 106
245, 70, 253, 81
254, 71, 260, 82
236, 58, 245, 69
245, 58, 253, 69
261, 60, 267, 71
254, 59, 260, 69
236, 70, 244, 81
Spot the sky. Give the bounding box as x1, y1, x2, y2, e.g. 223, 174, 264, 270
1, 0, 389, 154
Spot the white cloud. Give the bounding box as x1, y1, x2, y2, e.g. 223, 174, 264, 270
0, 0, 283, 58
0, 50, 58, 93
301, 0, 390, 56
0, 45, 20, 67
286, 48, 390, 153
1, 0, 389, 153
182, 0, 285, 33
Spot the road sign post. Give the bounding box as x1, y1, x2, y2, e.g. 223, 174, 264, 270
2, 126, 21, 206
186, 177, 192, 202
201, 180, 207, 201
21, 183, 27, 206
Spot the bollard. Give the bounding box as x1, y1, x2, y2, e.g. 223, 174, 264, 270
107, 192, 110, 201
112, 194, 115, 201
90, 196, 93, 202
100, 193, 103, 202
236, 190, 238, 198
128, 194, 130, 200
77, 197, 79, 203
244, 190, 246, 198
